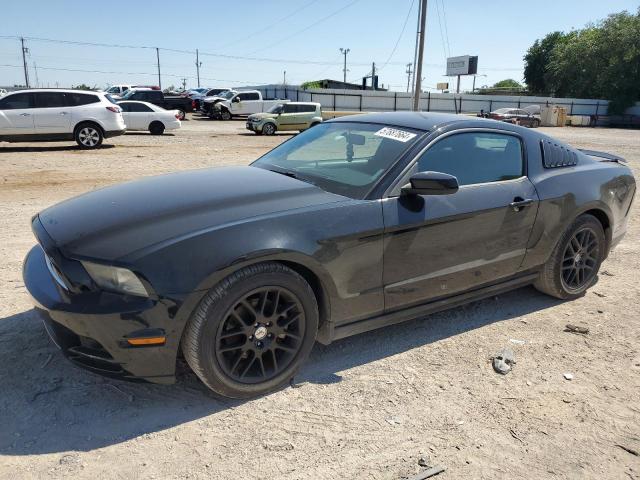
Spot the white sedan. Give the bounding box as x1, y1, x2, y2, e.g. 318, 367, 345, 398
118, 100, 181, 135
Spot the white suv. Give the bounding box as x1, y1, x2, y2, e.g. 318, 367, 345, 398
0, 89, 126, 149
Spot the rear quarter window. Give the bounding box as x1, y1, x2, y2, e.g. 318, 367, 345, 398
540, 139, 578, 168
67, 93, 100, 106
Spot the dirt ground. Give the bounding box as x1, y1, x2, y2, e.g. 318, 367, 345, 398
1, 116, 639, 480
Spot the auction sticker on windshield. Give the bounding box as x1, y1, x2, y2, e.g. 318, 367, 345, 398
374, 127, 417, 143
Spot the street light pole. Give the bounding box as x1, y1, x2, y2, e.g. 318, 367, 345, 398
339, 48, 350, 84
405, 63, 413, 93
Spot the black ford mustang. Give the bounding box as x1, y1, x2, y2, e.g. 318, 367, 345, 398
24, 112, 635, 398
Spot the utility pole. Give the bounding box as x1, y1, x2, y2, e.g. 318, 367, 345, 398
283, 70, 286, 87
371, 62, 376, 90
405, 63, 413, 92
155, 47, 162, 90
33, 62, 39, 88
339, 48, 350, 84
181, 78, 187, 90
412, 0, 428, 111
195, 49, 202, 87
20, 37, 30, 88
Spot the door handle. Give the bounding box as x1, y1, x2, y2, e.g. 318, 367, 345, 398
509, 198, 534, 212
20, 113, 31, 116
60, 112, 68, 115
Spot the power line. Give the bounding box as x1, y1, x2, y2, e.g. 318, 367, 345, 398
246, 0, 361, 56
377, 0, 416, 71
434, 0, 448, 62
0, 33, 418, 67
217, 0, 321, 50
440, 0, 451, 58
0, 64, 272, 85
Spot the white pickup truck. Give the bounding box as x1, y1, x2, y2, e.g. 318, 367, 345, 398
203, 90, 288, 120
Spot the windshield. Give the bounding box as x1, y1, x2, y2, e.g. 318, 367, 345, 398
267, 103, 284, 114
106, 86, 120, 94
217, 91, 235, 99
120, 90, 136, 100
252, 122, 423, 199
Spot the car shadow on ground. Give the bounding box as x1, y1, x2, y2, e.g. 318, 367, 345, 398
0, 144, 115, 153
124, 132, 176, 137
0, 286, 562, 456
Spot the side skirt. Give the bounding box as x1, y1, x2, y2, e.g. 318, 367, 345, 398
332, 272, 539, 341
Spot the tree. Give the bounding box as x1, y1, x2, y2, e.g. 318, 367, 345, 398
492, 79, 522, 89
524, 9, 640, 113
72, 84, 96, 91
523, 31, 568, 94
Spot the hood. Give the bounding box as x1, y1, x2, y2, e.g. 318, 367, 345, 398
203, 96, 227, 104
249, 112, 277, 121
38, 166, 345, 261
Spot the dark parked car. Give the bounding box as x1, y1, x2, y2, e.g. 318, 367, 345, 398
487, 108, 541, 127
118, 89, 193, 120
24, 112, 635, 398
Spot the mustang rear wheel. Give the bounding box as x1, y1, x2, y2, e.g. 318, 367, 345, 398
534, 214, 605, 299
181, 262, 318, 398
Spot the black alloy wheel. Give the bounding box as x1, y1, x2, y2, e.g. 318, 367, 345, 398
534, 214, 605, 299
215, 287, 304, 383
561, 227, 600, 292
181, 262, 318, 398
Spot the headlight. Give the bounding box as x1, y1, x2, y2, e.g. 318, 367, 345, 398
82, 261, 148, 297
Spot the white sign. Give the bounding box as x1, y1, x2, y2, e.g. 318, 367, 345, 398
375, 127, 417, 143
446, 55, 477, 76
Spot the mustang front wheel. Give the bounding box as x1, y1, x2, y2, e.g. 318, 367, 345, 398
534, 214, 605, 299
181, 262, 318, 398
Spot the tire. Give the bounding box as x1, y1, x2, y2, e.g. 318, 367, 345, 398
74, 123, 104, 149
262, 122, 276, 136
220, 109, 232, 121
534, 214, 606, 299
181, 262, 319, 399
149, 121, 165, 135
176, 109, 186, 121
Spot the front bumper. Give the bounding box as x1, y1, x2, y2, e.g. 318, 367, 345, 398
23, 245, 180, 384
246, 121, 263, 132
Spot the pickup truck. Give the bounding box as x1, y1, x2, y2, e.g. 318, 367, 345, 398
203, 90, 288, 120
119, 88, 193, 120
191, 88, 233, 111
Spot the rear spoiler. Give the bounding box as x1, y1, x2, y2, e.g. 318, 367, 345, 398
579, 149, 627, 164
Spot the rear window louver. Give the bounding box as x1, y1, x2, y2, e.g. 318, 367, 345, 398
541, 139, 578, 168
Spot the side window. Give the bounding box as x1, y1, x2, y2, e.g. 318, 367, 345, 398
34, 92, 67, 108
148, 91, 162, 101
0, 92, 34, 110
239, 92, 260, 101
119, 103, 131, 112
416, 132, 523, 186
129, 103, 153, 112
299, 104, 316, 113
66, 93, 100, 106
283, 104, 298, 113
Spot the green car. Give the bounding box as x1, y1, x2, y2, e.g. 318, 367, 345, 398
246, 102, 322, 135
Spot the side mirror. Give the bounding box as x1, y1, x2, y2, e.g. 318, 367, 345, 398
232, 97, 240, 103
401, 171, 459, 196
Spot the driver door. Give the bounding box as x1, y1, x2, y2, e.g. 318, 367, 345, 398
382, 130, 539, 310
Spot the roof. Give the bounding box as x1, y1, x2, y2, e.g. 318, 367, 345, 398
3, 88, 103, 95
329, 111, 491, 131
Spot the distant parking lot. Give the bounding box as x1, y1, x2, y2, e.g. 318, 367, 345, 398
1, 117, 639, 479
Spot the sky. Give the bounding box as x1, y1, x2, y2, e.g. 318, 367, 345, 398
0, 0, 638, 92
